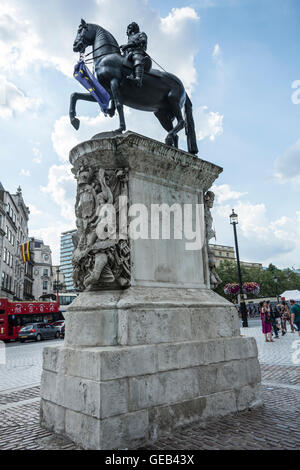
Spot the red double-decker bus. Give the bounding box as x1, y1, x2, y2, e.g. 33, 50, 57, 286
0, 297, 63, 342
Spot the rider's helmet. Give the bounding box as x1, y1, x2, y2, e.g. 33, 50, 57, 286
127, 22, 140, 35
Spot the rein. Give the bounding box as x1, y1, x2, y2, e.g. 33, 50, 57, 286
84, 42, 120, 58
81, 37, 168, 73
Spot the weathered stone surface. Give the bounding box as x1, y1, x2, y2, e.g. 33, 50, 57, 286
40, 132, 261, 450
100, 410, 149, 450
69, 132, 222, 194
64, 287, 238, 347
235, 383, 263, 411
40, 399, 66, 435
65, 409, 100, 450
148, 390, 238, 441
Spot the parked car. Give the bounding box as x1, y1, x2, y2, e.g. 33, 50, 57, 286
18, 323, 60, 343
51, 320, 65, 334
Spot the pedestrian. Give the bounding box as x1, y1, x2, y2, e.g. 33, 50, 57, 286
274, 302, 282, 334
260, 301, 273, 342
290, 300, 300, 337
267, 300, 279, 339
286, 302, 295, 333
279, 301, 288, 336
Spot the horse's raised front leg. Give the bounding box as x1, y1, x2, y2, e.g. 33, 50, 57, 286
110, 78, 126, 133
69, 92, 97, 130
107, 99, 116, 118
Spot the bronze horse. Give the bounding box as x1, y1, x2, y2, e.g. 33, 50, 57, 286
70, 19, 198, 154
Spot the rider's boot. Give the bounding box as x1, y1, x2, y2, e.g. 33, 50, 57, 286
134, 64, 144, 88
127, 65, 144, 88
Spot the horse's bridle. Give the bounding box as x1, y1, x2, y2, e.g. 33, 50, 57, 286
83, 43, 120, 63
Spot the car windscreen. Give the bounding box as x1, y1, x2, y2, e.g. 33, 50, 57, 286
20, 325, 34, 331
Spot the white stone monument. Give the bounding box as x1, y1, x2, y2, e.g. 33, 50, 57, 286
40, 132, 261, 449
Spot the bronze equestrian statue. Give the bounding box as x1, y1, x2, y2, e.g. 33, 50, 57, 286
70, 19, 198, 154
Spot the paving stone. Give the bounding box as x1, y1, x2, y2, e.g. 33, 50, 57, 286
0, 326, 299, 450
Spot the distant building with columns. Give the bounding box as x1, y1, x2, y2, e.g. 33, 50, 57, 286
209, 244, 263, 269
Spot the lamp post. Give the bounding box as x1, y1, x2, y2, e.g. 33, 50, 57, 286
230, 209, 248, 328
53, 266, 65, 300
274, 274, 279, 303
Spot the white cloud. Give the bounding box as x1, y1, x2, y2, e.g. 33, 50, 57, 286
19, 169, 30, 177
0, 76, 40, 118
211, 183, 300, 267
274, 138, 300, 184
32, 144, 42, 164
196, 106, 223, 141
160, 7, 199, 34
212, 43, 221, 58
0, 1, 202, 96
41, 164, 76, 222
27, 203, 41, 216
212, 43, 223, 68
212, 184, 247, 203
51, 116, 82, 162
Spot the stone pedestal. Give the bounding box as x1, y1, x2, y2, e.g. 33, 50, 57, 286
40, 132, 262, 449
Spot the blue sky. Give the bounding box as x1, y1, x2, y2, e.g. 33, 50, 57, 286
0, 0, 299, 267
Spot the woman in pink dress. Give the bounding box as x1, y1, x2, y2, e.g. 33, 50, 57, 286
259, 301, 273, 342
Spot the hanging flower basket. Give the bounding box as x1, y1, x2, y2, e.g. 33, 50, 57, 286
243, 282, 260, 295
224, 282, 260, 296
224, 283, 240, 295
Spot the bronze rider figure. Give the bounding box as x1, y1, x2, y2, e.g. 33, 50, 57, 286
120, 22, 151, 88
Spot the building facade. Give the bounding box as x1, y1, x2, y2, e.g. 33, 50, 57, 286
60, 230, 76, 291
0, 184, 31, 300
209, 244, 263, 269
32, 239, 54, 300
0, 184, 6, 294
23, 239, 35, 300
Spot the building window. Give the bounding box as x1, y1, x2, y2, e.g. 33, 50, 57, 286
43, 268, 48, 276
43, 281, 48, 290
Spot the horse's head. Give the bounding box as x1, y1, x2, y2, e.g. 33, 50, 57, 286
73, 19, 94, 53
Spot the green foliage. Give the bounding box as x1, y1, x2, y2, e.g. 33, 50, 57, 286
214, 261, 300, 300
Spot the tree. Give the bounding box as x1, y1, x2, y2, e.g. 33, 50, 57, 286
214, 261, 300, 301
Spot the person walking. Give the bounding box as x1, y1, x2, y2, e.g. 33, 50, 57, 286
260, 301, 273, 342
280, 301, 289, 336
290, 300, 300, 337
274, 302, 282, 334
267, 300, 279, 339
286, 302, 295, 333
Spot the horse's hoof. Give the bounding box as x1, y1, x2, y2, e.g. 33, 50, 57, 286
71, 117, 80, 130
165, 136, 173, 146
107, 109, 115, 118
114, 127, 125, 134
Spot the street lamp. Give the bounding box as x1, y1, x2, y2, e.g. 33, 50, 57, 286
230, 209, 248, 327
53, 266, 65, 299
274, 274, 279, 303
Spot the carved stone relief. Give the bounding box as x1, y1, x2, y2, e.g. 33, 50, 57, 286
204, 190, 222, 289
72, 166, 131, 291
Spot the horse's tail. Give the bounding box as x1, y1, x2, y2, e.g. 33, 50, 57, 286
184, 94, 198, 155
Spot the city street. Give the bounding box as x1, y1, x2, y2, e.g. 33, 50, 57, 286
0, 321, 299, 450
0, 338, 62, 392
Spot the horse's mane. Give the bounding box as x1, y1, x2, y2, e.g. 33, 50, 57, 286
92, 23, 120, 49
